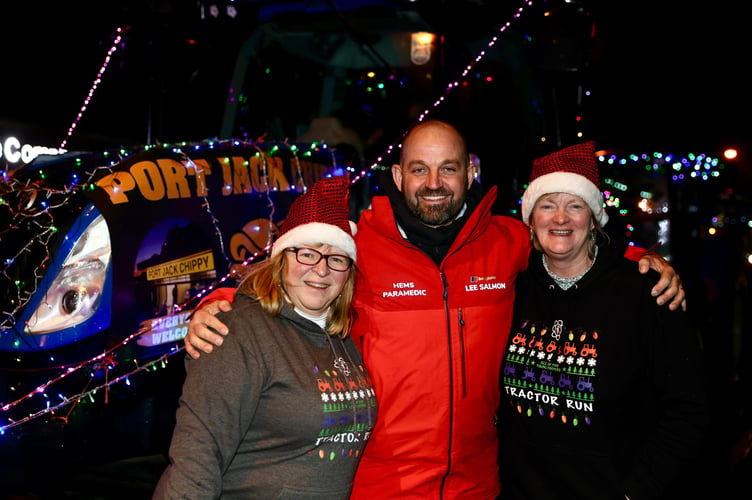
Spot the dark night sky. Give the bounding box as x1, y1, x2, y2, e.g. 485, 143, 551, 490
0, 1, 748, 159
585, 2, 749, 153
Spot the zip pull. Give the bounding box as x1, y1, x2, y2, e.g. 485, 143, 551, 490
459, 308, 467, 398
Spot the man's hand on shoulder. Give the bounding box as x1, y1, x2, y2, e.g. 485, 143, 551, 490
185, 300, 233, 359
637, 253, 686, 311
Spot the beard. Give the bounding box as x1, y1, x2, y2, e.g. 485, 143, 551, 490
404, 187, 466, 227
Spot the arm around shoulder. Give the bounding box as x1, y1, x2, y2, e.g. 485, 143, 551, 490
185, 287, 238, 358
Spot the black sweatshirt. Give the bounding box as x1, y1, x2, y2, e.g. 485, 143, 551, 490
499, 239, 708, 500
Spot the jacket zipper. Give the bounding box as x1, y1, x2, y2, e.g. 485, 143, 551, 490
435, 207, 485, 498
458, 307, 466, 398
440, 271, 452, 499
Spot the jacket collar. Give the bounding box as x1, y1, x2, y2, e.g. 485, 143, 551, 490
369, 172, 497, 266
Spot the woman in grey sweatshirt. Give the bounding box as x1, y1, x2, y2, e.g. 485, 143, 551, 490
154, 176, 377, 499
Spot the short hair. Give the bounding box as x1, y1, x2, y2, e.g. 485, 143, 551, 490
530, 193, 609, 260
400, 119, 469, 167
237, 250, 357, 338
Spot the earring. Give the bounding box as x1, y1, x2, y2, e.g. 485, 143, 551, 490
529, 227, 534, 242
589, 229, 595, 241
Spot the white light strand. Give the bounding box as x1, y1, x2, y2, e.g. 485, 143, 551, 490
60, 27, 126, 150
367, 1, 535, 172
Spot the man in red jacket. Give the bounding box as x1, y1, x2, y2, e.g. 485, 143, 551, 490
184, 120, 685, 498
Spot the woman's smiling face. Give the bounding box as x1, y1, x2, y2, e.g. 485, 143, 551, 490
531, 192, 594, 265
282, 244, 350, 316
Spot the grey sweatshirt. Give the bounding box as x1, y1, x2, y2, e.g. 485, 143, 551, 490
154, 293, 377, 499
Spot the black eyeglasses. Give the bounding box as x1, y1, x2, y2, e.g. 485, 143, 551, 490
284, 247, 353, 272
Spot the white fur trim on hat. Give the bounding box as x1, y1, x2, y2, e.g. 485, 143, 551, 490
521, 171, 609, 227
271, 222, 357, 262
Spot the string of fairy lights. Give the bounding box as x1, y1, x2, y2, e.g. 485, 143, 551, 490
60, 26, 127, 150
358, 2, 534, 180
0, 0, 739, 437
596, 151, 732, 238
0, 139, 344, 434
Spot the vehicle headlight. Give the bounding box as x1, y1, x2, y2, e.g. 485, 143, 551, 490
25, 213, 112, 334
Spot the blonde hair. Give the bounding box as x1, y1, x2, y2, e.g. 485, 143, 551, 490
237, 250, 357, 338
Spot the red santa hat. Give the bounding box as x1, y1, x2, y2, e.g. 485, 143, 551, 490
521, 141, 609, 227
271, 176, 357, 262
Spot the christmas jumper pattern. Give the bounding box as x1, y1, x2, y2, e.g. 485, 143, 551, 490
502, 319, 597, 425
313, 359, 377, 459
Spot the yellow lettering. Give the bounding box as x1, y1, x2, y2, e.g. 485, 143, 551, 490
267, 156, 291, 191
249, 155, 268, 192
189, 159, 212, 196
299, 160, 328, 187
230, 232, 257, 262
131, 161, 166, 201
230, 156, 253, 194
157, 159, 191, 199
96, 171, 136, 204
145, 250, 215, 281
95, 152, 333, 206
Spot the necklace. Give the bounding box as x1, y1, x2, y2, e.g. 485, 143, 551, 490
542, 246, 598, 290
